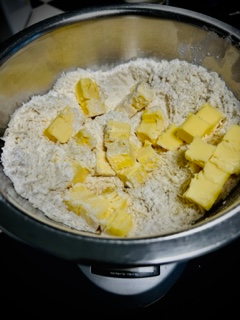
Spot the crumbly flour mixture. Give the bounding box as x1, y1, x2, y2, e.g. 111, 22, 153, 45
2, 58, 240, 237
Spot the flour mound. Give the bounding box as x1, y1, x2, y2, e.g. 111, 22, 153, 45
2, 58, 240, 237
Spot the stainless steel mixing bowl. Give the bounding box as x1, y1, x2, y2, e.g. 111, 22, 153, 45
0, 4, 240, 266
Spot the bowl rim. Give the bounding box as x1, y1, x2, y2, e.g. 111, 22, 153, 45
0, 3, 240, 62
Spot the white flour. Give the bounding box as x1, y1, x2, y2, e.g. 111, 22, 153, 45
2, 58, 240, 237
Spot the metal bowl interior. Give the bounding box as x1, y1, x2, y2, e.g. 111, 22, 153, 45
0, 4, 240, 266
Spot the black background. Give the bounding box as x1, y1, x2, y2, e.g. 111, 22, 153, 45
1, 231, 240, 316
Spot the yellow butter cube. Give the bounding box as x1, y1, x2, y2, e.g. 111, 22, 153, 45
196, 103, 223, 132
75, 78, 105, 117
185, 136, 216, 167
75, 78, 99, 103
104, 120, 131, 142
129, 81, 153, 112
203, 161, 230, 185
223, 124, 240, 146
110, 196, 128, 211
183, 171, 223, 210
104, 210, 133, 237
95, 149, 116, 176
64, 184, 110, 224
136, 121, 161, 144
136, 143, 160, 171
84, 196, 111, 222
210, 140, 240, 174
106, 138, 136, 171
64, 184, 132, 236
64, 183, 91, 198
74, 128, 96, 149
141, 106, 164, 123
104, 190, 129, 211
64, 184, 110, 223
136, 106, 165, 144
115, 82, 153, 117
43, 107, 73, 143
115, 103, 136, 118
177, 113, 212, 143
156, 124, 184, 151
117, 162, 148, 188
71, 162, 90, 184
142, 107, 165, 134
69, 196, 110, 225
81, 99, 106, 118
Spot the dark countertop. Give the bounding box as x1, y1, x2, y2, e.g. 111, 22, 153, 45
1, 231, 240, 316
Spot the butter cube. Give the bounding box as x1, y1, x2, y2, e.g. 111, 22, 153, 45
75, 78, 99, 103
103, 190, 132, 236
64, 184, 132, 236
95, 149, 116, 176
66, 195, 110, 225
185, 136, 216, 167
104, 210, 133, 237
129, 81, 153, 111
223, 124, 240, 146
43, 107, 73, 143
196, 103, 223, 131
183, 171, 223, 210
106, 138, 136, 171
203, 161, 230, 185
210, 140, 240, 174
63, 183, 92, 202
136, 143, 160, 171
117, 162, 148, 188
71, 162, 90, 184
81, 99, 106, 118
115, 82, 153, 117
64, 184, 111, 225
115, 102, 136, 118
156, 124, 184, 151
84, 196, 111, 223
64, 186, 107, 220
104, 120, 131, 142
104, 190, 129, 211
136, 121, 161, 144
177, 113, 212, 143
141, 106, 164, 123
74, 128, 96, 149
75, 78, 105, 117
136, 106, 165, 144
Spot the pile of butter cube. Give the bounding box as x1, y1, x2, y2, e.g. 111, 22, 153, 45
43, 77, 240, 236
183, 123, 240, 210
